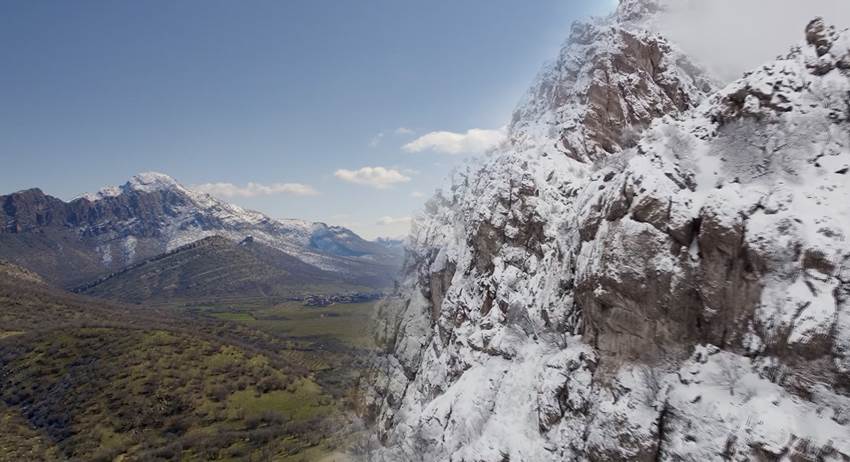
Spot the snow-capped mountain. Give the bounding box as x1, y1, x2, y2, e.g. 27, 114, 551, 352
367, 2, 850, 460
0, 172, 402, 289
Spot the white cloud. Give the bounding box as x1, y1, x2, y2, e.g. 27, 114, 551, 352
334, 166, 412, 189
410, 191, 426, 198
395, 127, 415, 135
193, 181, 318, 198
655, 0, 850, 82
403, 127, 506, 155
377, 216, 413, 226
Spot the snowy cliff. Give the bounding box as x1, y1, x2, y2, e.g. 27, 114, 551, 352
367, 3, 850, 460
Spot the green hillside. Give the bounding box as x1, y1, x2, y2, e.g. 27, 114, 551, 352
0, 261, 368, 461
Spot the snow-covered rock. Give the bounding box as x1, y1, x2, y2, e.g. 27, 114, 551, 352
366, 4, 850, 460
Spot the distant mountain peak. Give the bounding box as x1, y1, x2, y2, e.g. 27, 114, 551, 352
127, 171, 182, 192
80, 171, 185, 202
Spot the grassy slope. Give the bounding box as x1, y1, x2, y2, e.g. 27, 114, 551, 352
1, 328, 339, 460
0, 265, 368, 461
206, 301, 378, 349
0, 403, 61, 461
192, 300, 379, 414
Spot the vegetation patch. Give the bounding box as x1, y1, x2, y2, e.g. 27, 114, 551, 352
0, 403, 61, 461
202, 300, 379, 349
0, 327, 348, 461
0, 271, 376, 460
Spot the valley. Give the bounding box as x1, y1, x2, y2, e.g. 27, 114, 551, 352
199, 300, 378, 350
0, 261, 380, 461
0, 170, 400, 460
0, 171, 399, 456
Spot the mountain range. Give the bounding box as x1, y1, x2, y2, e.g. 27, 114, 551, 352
0, 172, 403, 295
368, 1, 850, 460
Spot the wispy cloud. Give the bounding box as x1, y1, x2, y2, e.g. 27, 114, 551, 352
410, 191, 426, 198
334, 166, 411, 189
377, 216, 412, 226
403, 127, 505, 155
371, 127, 416, 147
369, 132, 385, 148
193, 181, 318, 198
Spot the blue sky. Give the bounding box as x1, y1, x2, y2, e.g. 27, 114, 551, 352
1, 0, 614, 238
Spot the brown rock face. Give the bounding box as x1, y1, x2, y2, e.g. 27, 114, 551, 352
1, 189, 68, 233
427, 262, 456, 323
509, 14, 714, 164
693, 210, 764, 349
570, 30, 701, 163
577, 219, 702, 362
575, 178, 813, 364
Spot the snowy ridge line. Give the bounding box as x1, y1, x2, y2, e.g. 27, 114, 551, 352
76, 171, 386, 272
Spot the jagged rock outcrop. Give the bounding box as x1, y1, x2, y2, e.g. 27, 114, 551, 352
366, 3, 850, 460
509, 0, 715, 164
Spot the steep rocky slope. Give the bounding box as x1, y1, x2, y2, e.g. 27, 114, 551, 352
0, 172, 402, 289
368, 3, 850, 460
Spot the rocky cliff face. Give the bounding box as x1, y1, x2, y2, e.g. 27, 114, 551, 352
367, 3, 850, 460
0, 173, 402, 288
510, 0, 715, 163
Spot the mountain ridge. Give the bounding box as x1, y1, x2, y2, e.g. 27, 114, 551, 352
0, 172, 403, 289
72, 234, 380, 303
